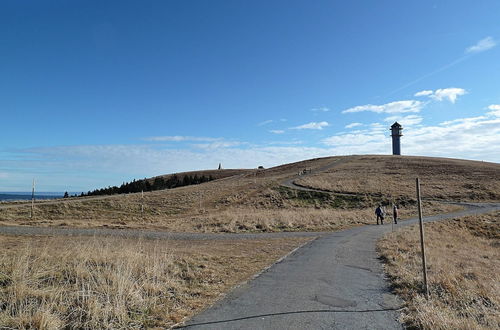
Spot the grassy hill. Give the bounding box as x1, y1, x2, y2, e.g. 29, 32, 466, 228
1, 155, 498, 232
295, 155, 500, 201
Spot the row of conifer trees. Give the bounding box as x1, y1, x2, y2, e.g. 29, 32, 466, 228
65, 174, 215, 198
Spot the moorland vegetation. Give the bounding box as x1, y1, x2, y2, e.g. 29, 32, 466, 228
378, 211, 500, 329
1, 155, 497, 232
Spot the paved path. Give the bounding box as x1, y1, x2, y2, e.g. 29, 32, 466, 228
178, 202, 500, 329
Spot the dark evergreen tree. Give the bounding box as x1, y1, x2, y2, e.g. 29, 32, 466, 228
81, 172, 216, 197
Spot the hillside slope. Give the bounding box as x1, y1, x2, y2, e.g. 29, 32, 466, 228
0, 155, 498, 232
295, 155, 500, 201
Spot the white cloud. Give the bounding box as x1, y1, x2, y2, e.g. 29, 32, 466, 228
291, 121, 330, 130
414, 87, 467, 103
466, 36, 497, 53
487, 104, 500, 117
384, 115, 423, 126
407, 115, 500, 157
258, 120, 273, 126
323, 108, 500, 160
369, 123, 386, 131
310, 107, 330, 112
323, 132, 384, 147
342, 100, 423, 114
432, 88, 467, 103
414, 90, 433, 97
345, 122, 363, 129
269, 130, 285, 134
4, 107, 500, 191
144, 136, 220, 142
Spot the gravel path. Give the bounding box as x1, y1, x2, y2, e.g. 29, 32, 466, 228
177, 202, 500, 329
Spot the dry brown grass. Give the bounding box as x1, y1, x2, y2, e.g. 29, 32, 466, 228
0, 235, 310, 329
377, 211, 500, 329
176, 201, 461, 233
296, 155, 500, 201
0, 198, 460, 233
0, 155, 486, 232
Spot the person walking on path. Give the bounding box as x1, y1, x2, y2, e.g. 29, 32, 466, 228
375, 205, 384, 225
392, 204, 399, 224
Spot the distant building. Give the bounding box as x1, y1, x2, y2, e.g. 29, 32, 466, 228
390, 122, 403, 155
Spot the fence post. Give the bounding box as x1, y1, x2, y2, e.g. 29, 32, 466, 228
141, 190, 144, 215
416, 177, 429, 299
30, 179, 35, 219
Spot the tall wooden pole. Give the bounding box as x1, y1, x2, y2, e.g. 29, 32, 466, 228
416, 178, 429, 299
30, 179, 35, 219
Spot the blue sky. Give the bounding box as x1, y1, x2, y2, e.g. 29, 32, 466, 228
1, 1, 500, 192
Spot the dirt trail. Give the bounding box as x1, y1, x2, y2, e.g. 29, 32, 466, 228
0, 225, 326, 241
280, 157, 350, 193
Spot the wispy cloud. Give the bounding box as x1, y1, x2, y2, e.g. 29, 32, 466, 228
144, 136, 220, 142
415, 87, 467, 103
269, 129, 285, 134
414, 90, 433, 97
310, 107, 330, 112
345, 122, 363, 129
322, 131, 385, 148
191, 141, 242, 150
342, 100, 423, 114
268, 140, 303, 146
291, 121, 329, 130
388, 38, 495, 96
466, 36, 497, 54
384, 114, 423, 126
258, 120, 273, 126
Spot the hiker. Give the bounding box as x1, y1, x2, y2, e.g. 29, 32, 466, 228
375, 205, 384, 225
393, 204, 399, 224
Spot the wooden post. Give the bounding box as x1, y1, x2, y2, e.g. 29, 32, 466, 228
141, 190, 144, 215
30, 179, 35, 219
416, 178, 429, 299
199, 189, 203, 211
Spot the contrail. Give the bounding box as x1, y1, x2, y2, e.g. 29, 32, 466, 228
387, 54, 471, 96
